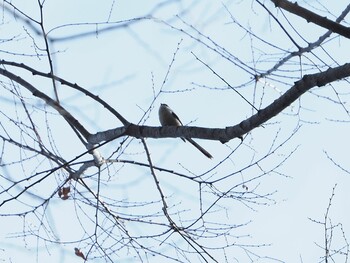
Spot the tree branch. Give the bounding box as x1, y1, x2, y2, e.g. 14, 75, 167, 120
0, 67, 91, 140
0, 60, 129, 125
270, 0, 350, 39
89, 63, 350, 143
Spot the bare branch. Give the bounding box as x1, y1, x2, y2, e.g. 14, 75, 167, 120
270, 0, 350, 39
0, 67, 91, 140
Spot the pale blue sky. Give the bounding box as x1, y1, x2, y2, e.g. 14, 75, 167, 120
1, 0, 350, 262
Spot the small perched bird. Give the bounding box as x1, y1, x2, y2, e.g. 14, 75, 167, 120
158, 103, 213, 159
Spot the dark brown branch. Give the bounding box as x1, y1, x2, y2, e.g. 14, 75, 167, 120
89, 63, 350, 144
235, 63, 350, 137
271, 0, 350, 39
262, 1, 350, 77
0, 68, 91, 139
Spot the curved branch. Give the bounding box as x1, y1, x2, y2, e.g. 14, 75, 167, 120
89, 63, 350, 143
262, 1, 350, 77
0, 67, 91, 139
271, 0, 350, 39
0, 60, 129, 125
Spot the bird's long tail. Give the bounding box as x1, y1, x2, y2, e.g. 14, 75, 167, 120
186, 138, 213, 159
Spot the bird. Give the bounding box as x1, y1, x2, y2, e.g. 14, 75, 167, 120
158, 103, 213, 159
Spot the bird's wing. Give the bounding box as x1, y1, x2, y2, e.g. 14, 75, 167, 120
171, 111, 183, 126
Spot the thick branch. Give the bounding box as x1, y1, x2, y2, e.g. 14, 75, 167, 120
271, 0, 350, 39
0, 68, 91, 139
89, 63, 350, 144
